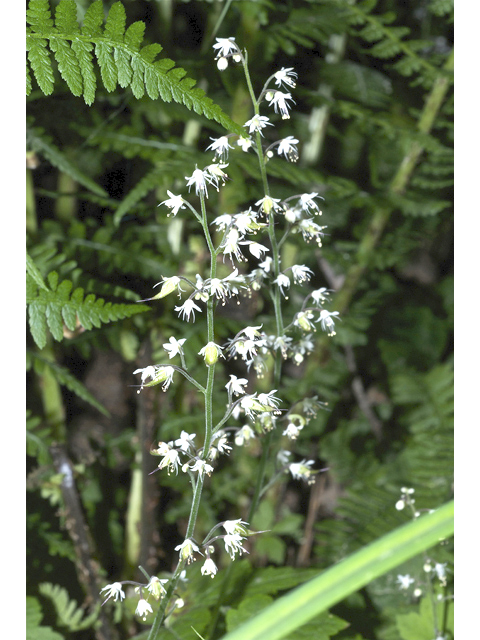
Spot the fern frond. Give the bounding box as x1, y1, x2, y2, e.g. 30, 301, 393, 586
26, 0, 243, 134
113, 165, 164, 225
27, 269, 150, 349
38, 583, 100, 632
26, 597, 64, 640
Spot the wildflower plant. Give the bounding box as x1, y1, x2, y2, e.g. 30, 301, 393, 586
98, 37, 341, 634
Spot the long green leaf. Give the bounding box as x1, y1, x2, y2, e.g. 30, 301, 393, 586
218, 501, 453, 640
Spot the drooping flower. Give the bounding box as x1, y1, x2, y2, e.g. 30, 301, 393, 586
135, 598, 153, 621
185, 167, 215, 198
201, 557, 218, 578
223, 533, 247, 560
206, 136, 234, 161
157, 446, 181, 475
273, 273, 291, 298
147, 576, 168, 600
273, 67, 298, 89
288, 459, 316, 484
226, 375, 248, 397
317, 310, 340, 336
290, 264, 314, 284
172, 431, 196, 452
277, 136, 299, 162
396, 574, 415, 589
234, 425, 255, 446
299, 192, 322, 215
175, 298, 202, 322
213, 37, 238, 58
199, 342, 224, 366
100, 582, 125, 605
267, 90, 295, 119
175, 539, 201, 564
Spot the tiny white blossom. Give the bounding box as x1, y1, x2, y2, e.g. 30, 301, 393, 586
274, 67, 298, 89
147, 576, 168, 600
163, 336, 186, 359
311, 288, 329, 304
206, 163, 229, 189
133, 365, 158, 391
189, 459, 214, 476
318, 310, 340, 336
135, 598, 153, 621
223, 519, 249, 535
291, 264, 314, 284
100, 582, 125, 605
299, 192, 322, 215
173, 430, 196, 452
226, 375, 249, 396
222, 228, 246, 263
434, 563, 448, 585
201, 557, 218, 578
185, 167, 215, 198
298, 219, 326, 245
247, 241, 270, 260
289, 459, 316, 484
175, 539, 200, 563
259, 256, 273, 273
244, 115, 273, 136
267, 91, 295, 119
237, 135, 253, 152
158, 447, 181, 475
223, 533, 247, 560
175, 298, 202, 322
235, 424, 255, 446
206, 136, 234, 161
397, 574, 415, 589
158, 191, 186, 216
277, 136, 299, 162
255, 196, 283, 216
213, 37, 238, 58
273, 273, 291, 297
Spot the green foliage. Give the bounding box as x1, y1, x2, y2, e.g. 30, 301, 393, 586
38, 583, 100, 632
26, 0, 243, 134
26, 1, 453, 639
27, 268, 150, 349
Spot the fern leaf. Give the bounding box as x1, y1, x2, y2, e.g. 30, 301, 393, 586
27, 125, 107, 196
70, 39, 96, 105
27, 270, 150, 349
27, 251, 49, 291
124, 20, 145, 51
95, 41, 118, 92
81, 0, 104, 38
38, 583, 100, 632
26, 0, 243, 133
26, 0, 54, 34
26, 597, 64, 640
49, 38, 83, 96
26, 37, 55, 96
104, 1, 127, 43
26, 59, 33, 94
54, 0, 79, 35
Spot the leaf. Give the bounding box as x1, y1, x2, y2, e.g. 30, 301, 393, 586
27, 251, 49, 291
396, 595, 453, 640
26, 596, 65, 640
39, 583, 100, 632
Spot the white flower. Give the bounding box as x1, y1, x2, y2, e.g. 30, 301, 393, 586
217, 56, 229, 71
434, 563, 448, 585
163, 336, 186, 359
175, 298, 202, 322
206, 136, 233, 161
201, 557, 218, 578
291, 264, 314, 284
211, 213, 233, 231
173, 430, 196, 452
298, 219, 326, 245
247, 241, 269, 260
273, 273, 291, 297
396, 574, 415, 589
135, 598, 153, 621
294, 310, 316, 332
299, 192, 322, 215
267, 91, 295, 119
223, 519, 249, 535
199, 342, 224, 366
244, 115, 273, 136
226, 375, 248, 396
237, 135, 253, 152
222, 228, 246, 263
274, 67, 298, 89
151, 275, 184, 299
277, 136, 299, 162
212, 431, 232, 455
175, 539, 200, 563
185, 167, 215, 198
158, 447, 181, 475
235, 425, 255, 446
223, 533, 247, 560
147, 576, 168, 600
213, 37, 238, 58
189, 459, 214, 476
100, 582, 125, 605
158, 191, 186, 216
283, 422, 303, 439
133, 365, 158, 390
206, 163, 229, 189
259, 256, 273, 273
317, 310, 340, 336
255, 196, 283, 216
311, 288, 329, 304
289, 459, 316, 484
